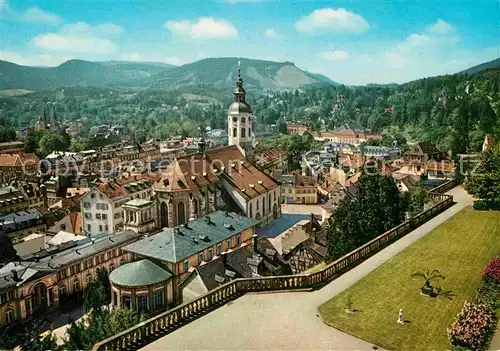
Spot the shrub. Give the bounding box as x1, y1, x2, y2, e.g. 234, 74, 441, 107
473, 201, 488, 211
448, 301, 497, 350
484, 256, 500, 281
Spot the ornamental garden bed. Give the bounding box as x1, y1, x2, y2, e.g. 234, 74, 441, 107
317, 207, 500, 350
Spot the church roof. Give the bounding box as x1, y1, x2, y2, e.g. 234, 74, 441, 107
206, 146, 279, 200
228, 101, 252, 114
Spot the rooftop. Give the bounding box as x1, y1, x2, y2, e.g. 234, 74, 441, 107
123, 211, 258, 263
109, 259, 171, 287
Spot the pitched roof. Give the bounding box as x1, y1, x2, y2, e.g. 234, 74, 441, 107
155, 146, 279, 200
206, 146, 278, 200
406, 141, 440, 156
0, 153, 39, 167
97, 175, 152, 199
109, 259, 171, 287
153, 155, 219, 193
123, 210, 258, 263
195, 236, 291, 291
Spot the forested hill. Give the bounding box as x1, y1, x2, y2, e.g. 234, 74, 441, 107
147, 57, 339, 91
0, 57, 338, 92
459, 57, 500, 75
0, 60, 174, 91
0, 58, 498, 158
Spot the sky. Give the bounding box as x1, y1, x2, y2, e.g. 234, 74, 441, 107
0, 0, 499, 85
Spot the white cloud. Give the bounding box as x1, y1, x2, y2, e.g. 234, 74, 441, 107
24, 6, 61, 25
31, 22, 123, 53
120, 52, 144, 61
264, 28, 278, 39
61, 22, 124, 36
427, 19, 454, 35
164, 17, 238, 39
295, 8, 369, 34
0, 51, 71, 66
163, 56, 185, 66
319, 50, 350, 61
33, 33, 117, 53
397, 33, 430, 53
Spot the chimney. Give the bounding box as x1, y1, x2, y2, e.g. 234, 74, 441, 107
11, 270, 18, 282
221, 251, 227, 265
252, 234, 258, 252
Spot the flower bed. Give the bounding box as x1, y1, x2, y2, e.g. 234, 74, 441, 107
448, 254, 500, 350
484, 256, 500, 281
448, 302, 496, 350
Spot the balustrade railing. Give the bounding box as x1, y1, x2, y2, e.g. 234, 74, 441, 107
92, 184, 456, 351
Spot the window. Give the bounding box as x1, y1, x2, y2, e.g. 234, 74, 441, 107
208, 248, 213, 260
59, 285, 66, 296
236, 234, 241, 246
73, 280, 80, 292
241, 128, 246, 138
241, 117, 245, 123
249, 203, 253, 218
177, 202, 186, 225
183, 260, 189, 272
96, 213, 101, 220
91, 193, 96, 199
87, 224, 91, 231
114, 212, 121, 219
83, 202, 90, 209
84, 213, 92, 219
153, 290, 164, 308
226, 239, 232, 250
198, 252, 204, 264
105, 224, 109, 232
99, 225, 103, 232
113, 291, 118, 307
262, 198, 266, 215
233, 128, 237, 137
86, 274, 92, 284
4, 309, 13, 324
217, 243, 222, 255
122, 295, 131, 309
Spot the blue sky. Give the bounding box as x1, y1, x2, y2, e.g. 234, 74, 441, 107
1, 0, 499, 84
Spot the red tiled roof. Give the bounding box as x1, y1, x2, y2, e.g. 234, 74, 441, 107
0, 153, 39, 167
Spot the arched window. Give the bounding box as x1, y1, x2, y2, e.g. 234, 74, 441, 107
120, 258, 126, 266
233, 128, 237, 137
192, 199, 198, 215
73, 279, 80, 292
241, 117, 245, 123
232, 117, 237, 123
85, 274, 92, 284
160, 202, 168, 228
262, 197, 266, 215
241, 128, 246, 138
4, 309, 13, 324
59, 285, 66, 296
249, 203, 253, 218
109, 264, 114, 272
177, 202, 186, 225
248, 117, 252, 122
248, 128, 251, 136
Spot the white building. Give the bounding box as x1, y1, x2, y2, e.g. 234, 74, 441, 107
227, 62, 254, 157
81, 176, 153, 236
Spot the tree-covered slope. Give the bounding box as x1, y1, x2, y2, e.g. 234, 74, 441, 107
147, 57, 335, 91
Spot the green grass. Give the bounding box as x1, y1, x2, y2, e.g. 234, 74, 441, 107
318, 207, 500, 351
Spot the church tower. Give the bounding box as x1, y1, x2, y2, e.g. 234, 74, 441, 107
228, 61, 254, 157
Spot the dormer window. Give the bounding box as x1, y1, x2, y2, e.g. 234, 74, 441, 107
241, 117, 245, 123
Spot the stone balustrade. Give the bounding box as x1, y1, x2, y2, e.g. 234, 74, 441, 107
92, 179, 457, 351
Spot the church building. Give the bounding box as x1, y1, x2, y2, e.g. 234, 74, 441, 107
152, 64, 282, 228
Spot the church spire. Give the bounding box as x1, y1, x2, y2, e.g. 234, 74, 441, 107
234, 60, 246, 103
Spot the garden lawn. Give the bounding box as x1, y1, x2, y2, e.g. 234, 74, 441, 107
318, 207, 500, 351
